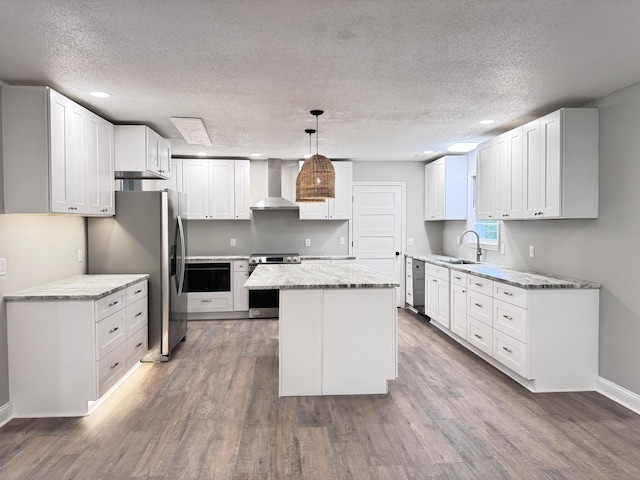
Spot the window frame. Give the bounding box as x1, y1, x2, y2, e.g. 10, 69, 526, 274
467, 171, 500, 251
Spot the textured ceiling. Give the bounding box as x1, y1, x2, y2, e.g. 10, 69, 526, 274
1, 0, 640, 161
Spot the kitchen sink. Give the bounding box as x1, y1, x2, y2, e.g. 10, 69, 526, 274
441, 259, 477, 265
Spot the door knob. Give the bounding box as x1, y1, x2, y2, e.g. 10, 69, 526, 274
395, 251, 400, 256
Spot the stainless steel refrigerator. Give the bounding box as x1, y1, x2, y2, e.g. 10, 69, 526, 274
88, 189, 188, 362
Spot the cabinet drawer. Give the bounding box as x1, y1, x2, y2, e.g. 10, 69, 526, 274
494, 299, 528, 343
467, 290, 493, 325
97, 343, 127, 397
186, 292, 233, 312
494, 330, 529, 378
126, 297, 148, 337
450, 271, 467, 287
233, 260, 249, 272
494, 283, 527, 309
467, 318, 493, 356
96, 310, 126, 360
96, 289, 126, 321
405, 290, 413, 306
467, 275, 493, 296
126, 280, 148, 304
126, 326, 148, 368
425, 263, 449, 281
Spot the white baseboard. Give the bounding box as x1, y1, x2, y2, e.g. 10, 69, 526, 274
0, 401, 13, 428
597, 377, 640, 416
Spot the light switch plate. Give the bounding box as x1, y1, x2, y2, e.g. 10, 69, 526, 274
500, 243, 505, 255
339, 236, 345, 245
407, 237, 415, 246
305, 238, 311, 247
77, 249, 83, 263
230, 238, 236, 247
0, 257, 6, 276
529, 245, 535, 258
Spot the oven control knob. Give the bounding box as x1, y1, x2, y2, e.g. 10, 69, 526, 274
286, 256, 292, 262
258, 258, 262, 263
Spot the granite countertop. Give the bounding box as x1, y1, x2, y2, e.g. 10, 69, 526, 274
4, 274, 150, 301
406, 253, 600, 290
244, 263, 399, 290
186, 255, 356, 262
187, 255, 249, 262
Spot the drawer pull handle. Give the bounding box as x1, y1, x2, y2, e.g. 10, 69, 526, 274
474, 334, 483, 339
108, 301, 119, 307
432, 279, 437, 282
454, 276, 462, 280
201, 299, 212, 303
135, 312, 143, 317
502, 346, 513, 353
110, 361, 120, 369
135, 342, 143, 348
503, 291, 513, 296
109, 326, 119, 333
134, 289, 143, 294
474, 303, 483, 308
503, 314, 513, 320
462, 289, 466, 293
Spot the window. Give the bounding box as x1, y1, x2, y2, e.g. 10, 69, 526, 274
468, 173, 499, 248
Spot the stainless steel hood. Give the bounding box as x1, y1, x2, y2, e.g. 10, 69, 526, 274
251, 158, 299, 210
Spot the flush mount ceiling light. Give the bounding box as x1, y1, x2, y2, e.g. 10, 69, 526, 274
447, 142, 478, 153
296, 110, 335, 203
90, 91, 112, 98
170, 117, 212, 146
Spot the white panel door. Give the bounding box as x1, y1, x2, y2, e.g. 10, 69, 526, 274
352, 183, 403, 304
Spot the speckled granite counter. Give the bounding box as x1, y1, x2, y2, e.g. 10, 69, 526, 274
245, 263, 399, 290
186, 255, 356, 262
406, 254, 599, 289
187, 255, 249, 262
4, 274, 150, 301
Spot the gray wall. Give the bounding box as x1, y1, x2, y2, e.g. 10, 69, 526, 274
444, 81, 640, 396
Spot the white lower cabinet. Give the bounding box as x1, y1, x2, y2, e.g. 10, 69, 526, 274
7, 279, 148, 417
424, 264, 449, 328
449, 272, 467, 338
424, 263, 599, 393
233, 260, 249, 311
405, 257, 414, 307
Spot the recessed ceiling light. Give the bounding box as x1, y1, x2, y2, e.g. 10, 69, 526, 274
479, 119, 495, 125
423, 150, 435, 155
90, 91, 112, 98
447, 142, 478, 153
197, 152, 207, 157
251, 153, 262, 157
170, 117, 212, 146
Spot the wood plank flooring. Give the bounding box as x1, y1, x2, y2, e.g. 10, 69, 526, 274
2, 309, 640, 479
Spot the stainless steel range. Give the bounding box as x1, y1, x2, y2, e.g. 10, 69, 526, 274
248, 253, 301, 319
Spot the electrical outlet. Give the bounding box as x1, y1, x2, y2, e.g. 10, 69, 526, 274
529, 245, 535, 258
0, 258, 6, 276
230, 238, 236, 247
305, 238, 311, 247
500, 243, 505, 255
77, 249, 83, 263
339, 236, 345, 245
456, 235, 461, 245
407, 237, 415, 246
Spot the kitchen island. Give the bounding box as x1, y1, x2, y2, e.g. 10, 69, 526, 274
245, 263, 399, 396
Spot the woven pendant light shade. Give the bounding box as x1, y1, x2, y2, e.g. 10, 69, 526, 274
295, 110, 336, 202
296, 154, 336, 202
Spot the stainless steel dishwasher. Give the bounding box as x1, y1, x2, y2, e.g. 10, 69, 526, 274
412, 259, 426, 316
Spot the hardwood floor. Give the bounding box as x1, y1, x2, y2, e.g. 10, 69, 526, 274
2, 309, 640, 479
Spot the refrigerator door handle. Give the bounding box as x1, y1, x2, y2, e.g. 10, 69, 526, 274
177, 215, 186, 295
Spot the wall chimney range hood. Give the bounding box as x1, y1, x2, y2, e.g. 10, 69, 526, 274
251, 158, 299, 211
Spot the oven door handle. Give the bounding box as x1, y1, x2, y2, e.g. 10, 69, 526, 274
177, 215, 186, 295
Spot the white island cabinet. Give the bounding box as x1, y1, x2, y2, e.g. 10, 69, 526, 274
245, 263, 398, 396
6, 274, 149, 417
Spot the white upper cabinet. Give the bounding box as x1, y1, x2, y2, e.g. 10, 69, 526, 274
114, 125, 171, 179
424, 155, 467, 221
475, 140, 495, 220
522, 108, 599, 219
86, 111, 115, 215
1, 85, 114, 216
298, 161, 353, 220
494, 127, 523, 220
182, 159, 250, 220
140, 158, 183, 192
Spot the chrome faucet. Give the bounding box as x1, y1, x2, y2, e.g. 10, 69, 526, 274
459, 230, 482, 262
